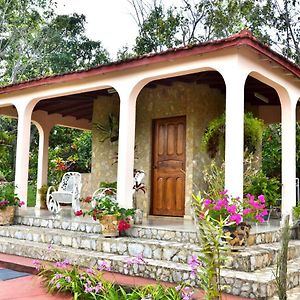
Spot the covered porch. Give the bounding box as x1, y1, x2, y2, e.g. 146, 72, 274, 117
0, 30, 299, 220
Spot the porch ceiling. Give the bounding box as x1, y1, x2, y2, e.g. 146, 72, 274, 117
33, 89, 112, 121
147, 71, 281, 106
33, 71, 282, 122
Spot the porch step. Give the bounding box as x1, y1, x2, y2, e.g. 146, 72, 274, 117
15, 214, 282, 245
0, 235, 299, 299
0, 225, 295, 272
0, 225, 200, 264
226, 240, 300, 272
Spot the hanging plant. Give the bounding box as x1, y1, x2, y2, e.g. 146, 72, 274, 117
201, 112, 265, 158
94, 113, 119, 143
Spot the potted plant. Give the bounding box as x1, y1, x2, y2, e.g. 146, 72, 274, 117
84, 192, 120, 237
38, 184, 48, 209
0, 183, 24, 225
193, 191, 268, 247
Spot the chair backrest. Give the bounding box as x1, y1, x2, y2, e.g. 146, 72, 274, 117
58, 172, 82, 195
91, 187, 117, 208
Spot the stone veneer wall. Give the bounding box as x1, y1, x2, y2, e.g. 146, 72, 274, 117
91, 82, 224, 217
91, 95, 120, 192
80, 173, 92, 198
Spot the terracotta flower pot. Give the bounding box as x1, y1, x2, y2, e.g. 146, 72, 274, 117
0, 206, 15, 225
99, 215, 119, 237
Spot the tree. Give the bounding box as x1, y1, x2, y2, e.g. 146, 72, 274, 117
129, 0, 181, 54
272, 0, 300, 64
128, 0, 300, 64
0, 0, 110, 85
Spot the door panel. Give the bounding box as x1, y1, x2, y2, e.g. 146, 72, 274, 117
152, 116, 186, 216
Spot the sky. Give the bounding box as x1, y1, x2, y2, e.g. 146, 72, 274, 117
56, 0, 181, 58
56, 0, 140, 58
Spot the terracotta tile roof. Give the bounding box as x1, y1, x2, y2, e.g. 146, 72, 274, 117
0, 29, 299, 95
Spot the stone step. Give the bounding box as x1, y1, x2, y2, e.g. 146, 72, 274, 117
226, 240, 300, 272
15, 213, 282, 246
0, 235, 299, 299
0, 225, 200, 264
1, 225, 294, 270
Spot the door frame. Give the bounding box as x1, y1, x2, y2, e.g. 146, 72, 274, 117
150, 115, 186, 216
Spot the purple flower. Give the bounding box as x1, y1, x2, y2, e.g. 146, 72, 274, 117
203, 199, 212, 208
65, 276, 71, 283
56, 282, 61, 289
55, 273, 63, 280
258, 195, 266, 203
243, 208, 251, 215
187, 255, 200, 279
94, 283, 103, 293
84, 283, 93, 293
97, 260, 111, 271
33, 260, 41, 271
219, 190, 228, 195
213, 205, 221, 211
229, 214, 242, 224
255, 215, 265, 223
55, 259, 70, 269
124, 254, 145, 271
86, 268, 96, 275
181, 287, 193, 300
226, 205, 237, 214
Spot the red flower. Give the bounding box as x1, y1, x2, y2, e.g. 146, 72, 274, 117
74, 210, 83, 216
84, 196, 92, 203
118, 219, 131, 232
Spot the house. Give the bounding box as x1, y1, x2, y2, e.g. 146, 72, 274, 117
0, 29, 299, 219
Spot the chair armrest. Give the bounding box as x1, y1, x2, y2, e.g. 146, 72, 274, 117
46, 186, 57, 198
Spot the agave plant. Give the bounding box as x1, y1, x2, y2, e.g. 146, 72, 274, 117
94, 113, 119, 143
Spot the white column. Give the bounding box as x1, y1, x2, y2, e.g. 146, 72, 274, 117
224, 71, 247, 199
14, 102, 35, 206
35, 124, 51, 208
281, 99, 297, 218
116, 88, 138, 209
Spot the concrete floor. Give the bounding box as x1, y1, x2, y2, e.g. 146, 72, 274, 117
16, 207, 281, 233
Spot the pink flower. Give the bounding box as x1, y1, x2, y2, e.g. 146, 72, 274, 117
255, 215, 265, 223
203, 199, 212, 208
213, 205, 221, 211
261, 209, 268, 216
216, 199, 228, 207
220, 190, 228, 195
243, 208, 251, 215
258, 195, 266, 203
226, 205, 237, 214
229, 214, 242, 224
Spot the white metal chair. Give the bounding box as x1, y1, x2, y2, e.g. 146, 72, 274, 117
46, 172, 82, 214
91, 187, 117, 208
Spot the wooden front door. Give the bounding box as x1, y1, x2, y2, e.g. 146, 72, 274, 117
151, 116, 186, 217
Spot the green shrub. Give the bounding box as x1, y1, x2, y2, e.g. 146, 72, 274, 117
201, 112, 265, 158
244, 171, 281, 208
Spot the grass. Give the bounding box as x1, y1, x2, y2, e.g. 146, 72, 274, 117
27, 183, 36, 207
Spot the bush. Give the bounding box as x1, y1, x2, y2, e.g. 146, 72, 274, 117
244, 171, 281, 208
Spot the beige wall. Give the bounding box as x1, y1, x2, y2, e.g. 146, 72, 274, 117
91, 95, 120, 192
91, 82, 224, 216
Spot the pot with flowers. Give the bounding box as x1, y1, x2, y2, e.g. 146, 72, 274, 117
197, 190, 268, 248
84, 188, 120, 237
0, 183, 24, 225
